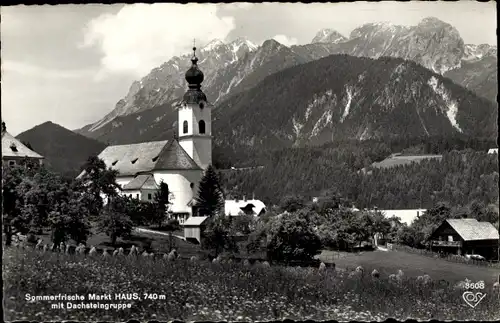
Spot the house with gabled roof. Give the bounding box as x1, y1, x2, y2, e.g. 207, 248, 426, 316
430, 218, 499, 260
2, 121, 44, 167
77, 46, 213, 222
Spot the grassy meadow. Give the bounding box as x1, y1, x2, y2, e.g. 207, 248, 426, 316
3, 246, 500, 321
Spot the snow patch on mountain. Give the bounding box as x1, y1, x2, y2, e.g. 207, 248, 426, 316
340, 86, 354, 123
427, 76, 462, 132
202, 39, 225, 52
292, 117, 304, 137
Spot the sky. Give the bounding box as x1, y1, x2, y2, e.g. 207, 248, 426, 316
1, 2, 497, 136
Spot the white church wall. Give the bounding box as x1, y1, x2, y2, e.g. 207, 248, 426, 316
192, 137, 212, 170
153, 170, 203, 215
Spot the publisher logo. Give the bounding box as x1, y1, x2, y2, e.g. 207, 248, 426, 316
462, 291, 487, 308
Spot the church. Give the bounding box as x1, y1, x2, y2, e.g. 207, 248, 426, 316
89, 46, 212, 223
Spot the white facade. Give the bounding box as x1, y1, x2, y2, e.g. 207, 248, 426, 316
380, 209, 427, 226
225, 199, 267, 216
153, 170, 203, 214
178, 101, 212, 170
488, 148, 498, 154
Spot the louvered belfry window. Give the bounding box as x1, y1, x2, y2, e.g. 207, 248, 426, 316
199, 120, 206, 134
183, 120, 188, 134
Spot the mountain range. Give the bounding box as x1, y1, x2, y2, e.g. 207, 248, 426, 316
75, 17, 497, 149
16, 17, 496, 175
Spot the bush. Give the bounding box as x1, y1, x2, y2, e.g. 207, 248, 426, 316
266, 211, 322, 263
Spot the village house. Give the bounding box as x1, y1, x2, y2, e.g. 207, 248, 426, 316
2, 121, 44, 168
488, 148, 498, 154
429, 218, 499, 260
224, 198, 267, 217
77, 46, 212, 223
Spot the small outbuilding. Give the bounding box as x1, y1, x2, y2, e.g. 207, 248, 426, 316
183, 216, 208, 244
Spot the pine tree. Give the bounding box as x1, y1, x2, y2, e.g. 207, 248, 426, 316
196, 165, 224, 217
152, 181, 170, 227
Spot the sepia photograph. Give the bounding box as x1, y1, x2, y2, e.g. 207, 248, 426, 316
2, 1, 499, 321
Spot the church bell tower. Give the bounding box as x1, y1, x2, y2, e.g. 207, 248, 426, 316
178, 45, 212, 170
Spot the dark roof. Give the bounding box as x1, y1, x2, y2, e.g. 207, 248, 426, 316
153, 139, 202, 171
446, 219, 499, 241
122, 174, 158, 190
1, 131, 43, 159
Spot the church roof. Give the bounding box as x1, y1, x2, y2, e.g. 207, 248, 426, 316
92, 139, 201, 177
1, 131, 43, 159
153, 139, 202, 171
96, 140, 168, 176
122, 174, 158, 191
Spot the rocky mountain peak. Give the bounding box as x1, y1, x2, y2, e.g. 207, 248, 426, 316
230, 37, 258, 52
262, 39, 285, 50
201, 39, 226, 52
311, 28, 347, 44
418, 17, 450, 28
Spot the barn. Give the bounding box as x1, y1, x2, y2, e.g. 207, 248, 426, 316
429, 218, 499, 260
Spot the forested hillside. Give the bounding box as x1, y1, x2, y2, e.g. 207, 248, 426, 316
220, 138, 499, 209
214, 55, 497, 152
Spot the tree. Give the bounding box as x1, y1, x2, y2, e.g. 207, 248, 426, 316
196, 165, 225, 217
266, 211, 322, 263
47, 187, 91, 246
279, 195, 307, 213
14, 166, 70, 235
96, 196, 133, 246
231, 214, 256, 236
203, 214, 238, 256
2, 165, 27, 246
152, 181, 170, 227
79, 156, 121, 215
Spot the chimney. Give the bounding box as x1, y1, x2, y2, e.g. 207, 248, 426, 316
252, 192, 255, 200
243, 195, 246, 202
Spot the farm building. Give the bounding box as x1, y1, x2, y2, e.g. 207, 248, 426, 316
429, 218, 499, 260
225, 199, 267, 216
2, 121, 44, 168
380, 209, 427, 226
488, 148, 498, 154
183, 216, 208, 244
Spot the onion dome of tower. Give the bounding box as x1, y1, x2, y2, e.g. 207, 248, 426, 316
183, 45, 207, 104
185, 46, 204, 87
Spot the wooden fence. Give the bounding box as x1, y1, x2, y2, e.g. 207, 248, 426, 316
389, 243, 500, 268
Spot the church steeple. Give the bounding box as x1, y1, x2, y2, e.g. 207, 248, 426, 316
184, 46, 204, 91
178, 41, 212, 171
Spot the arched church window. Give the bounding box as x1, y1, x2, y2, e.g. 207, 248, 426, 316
190, 182, 194, 189
199, 120, 206, 134
183, 121, 188, 134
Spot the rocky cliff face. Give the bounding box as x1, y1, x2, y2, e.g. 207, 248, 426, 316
78, 17, 496, 144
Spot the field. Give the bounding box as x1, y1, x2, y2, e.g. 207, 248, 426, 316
370, 154, 443, 169
3, 246, 500, 321
317, 250, 500, 284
